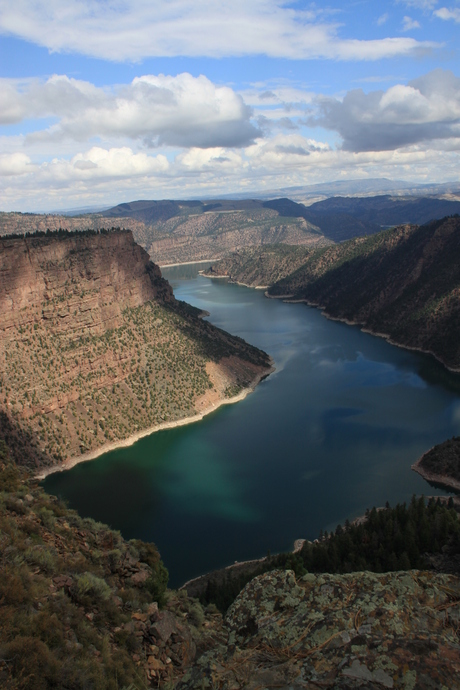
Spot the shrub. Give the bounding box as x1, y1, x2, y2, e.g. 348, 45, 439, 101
4, 637, 59, 690
73, 572, 111, 603
24, 546, 57, 574
38, 507, 55, 530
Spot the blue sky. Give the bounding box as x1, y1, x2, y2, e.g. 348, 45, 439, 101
0, 0, 459, 211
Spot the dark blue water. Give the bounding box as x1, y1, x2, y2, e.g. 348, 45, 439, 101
43, 264, 460, 586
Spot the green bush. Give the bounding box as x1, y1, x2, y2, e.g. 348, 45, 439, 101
24, 546, 57, 574
74, 572, 111, 602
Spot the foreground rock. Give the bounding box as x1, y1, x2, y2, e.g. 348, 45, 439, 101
179, 569, 460, 689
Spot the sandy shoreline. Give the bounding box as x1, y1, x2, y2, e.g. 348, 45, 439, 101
36, 367, 273, 480
159, 259, 218, 268
205, 274, 269, 290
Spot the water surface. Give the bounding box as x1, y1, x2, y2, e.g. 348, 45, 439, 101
44, 264, 460, 586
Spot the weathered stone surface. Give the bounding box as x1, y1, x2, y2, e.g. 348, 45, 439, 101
150, 611, 177, 642
176, 569, 460, 689
0, 231, 171, 335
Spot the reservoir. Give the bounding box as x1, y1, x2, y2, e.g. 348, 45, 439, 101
43, 263, 460, 587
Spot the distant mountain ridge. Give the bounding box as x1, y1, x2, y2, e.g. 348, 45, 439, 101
3, 192, 460, 265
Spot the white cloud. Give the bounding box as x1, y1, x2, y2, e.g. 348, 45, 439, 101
309, 69, 460, 151
434, 6, 460, 21
1, 73, 260, 149
245, 134, 331, 169
1, 135, 459, 212
0, 152, 33, 176
377, 13, 389, 25
177, 147, 245, 172
0, 0, 438, 62
402, 16, 421, 30
67, 147, 169, 179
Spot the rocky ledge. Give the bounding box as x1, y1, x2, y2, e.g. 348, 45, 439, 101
178, 569, 460, 689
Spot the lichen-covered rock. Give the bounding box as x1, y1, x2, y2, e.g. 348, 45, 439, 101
177, 569, 460, 689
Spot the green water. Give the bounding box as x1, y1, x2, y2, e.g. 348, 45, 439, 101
43, 264, 460, 586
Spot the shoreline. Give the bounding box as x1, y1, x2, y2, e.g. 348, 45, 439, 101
159, 259, 218, 268
36, 366, 274, 481
202, 272, 269, 290
180, 538, 306, 597
266, 293, 460, 374
411, 451, 460, 493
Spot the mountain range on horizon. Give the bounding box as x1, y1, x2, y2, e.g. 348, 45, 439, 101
50, 177, 460, 216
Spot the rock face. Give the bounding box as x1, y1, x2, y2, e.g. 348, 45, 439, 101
0, 230, 171, 335
0, 230, 271, 469
179, 569, 460, 689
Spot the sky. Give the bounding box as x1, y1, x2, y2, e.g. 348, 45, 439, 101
0, 0, 459, 212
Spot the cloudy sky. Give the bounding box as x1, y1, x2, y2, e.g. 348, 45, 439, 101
1, 0, 459, 211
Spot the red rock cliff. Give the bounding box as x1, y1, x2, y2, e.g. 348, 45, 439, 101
0, 231, 172, 337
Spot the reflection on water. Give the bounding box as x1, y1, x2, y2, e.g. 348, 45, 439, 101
44, 267, 460, 586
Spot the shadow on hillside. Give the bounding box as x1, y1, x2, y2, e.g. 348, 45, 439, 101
0, 410, 52, 471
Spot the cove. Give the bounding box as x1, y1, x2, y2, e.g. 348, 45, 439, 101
43, 263, 460, 587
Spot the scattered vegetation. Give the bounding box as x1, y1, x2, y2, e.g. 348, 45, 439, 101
0, 227, 126, 241
0, 446, 172, 689
204, 244, 320, 287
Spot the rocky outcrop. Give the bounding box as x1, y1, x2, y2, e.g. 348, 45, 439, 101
412, 437, 460, 492
178, 569, 460, 689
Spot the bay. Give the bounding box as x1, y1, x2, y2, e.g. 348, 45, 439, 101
43, 263, 460, 587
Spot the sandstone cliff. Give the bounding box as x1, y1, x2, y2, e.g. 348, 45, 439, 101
0, 231, 271, 470
0, 230, 171, 335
